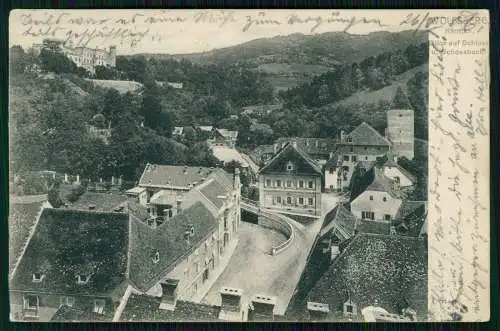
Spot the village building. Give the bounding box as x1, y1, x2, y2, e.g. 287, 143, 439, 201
300, 233, 428, 322
172, 126, 184, 138
324, 122, 391, 192
349, 166, 405, 223
258, 141, 323, 218
35, 38, 116, 75
380, 156, 416, 189
212, 128, 239, 148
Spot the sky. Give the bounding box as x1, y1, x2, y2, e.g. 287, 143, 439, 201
8, 9, 439, 55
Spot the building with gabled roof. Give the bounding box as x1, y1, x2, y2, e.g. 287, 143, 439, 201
9, 209, 130, 321
258, 141, 323, 217
302, 233, 427, 322
213, 128, 238, 148
381, 156, 417, 188
350, 166, 405, 223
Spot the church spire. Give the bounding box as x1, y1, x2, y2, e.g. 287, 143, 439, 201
390, 86, 412, 109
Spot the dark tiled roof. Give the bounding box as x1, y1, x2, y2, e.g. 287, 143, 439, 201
215, 128, 238, 139
275, 137, 336, 156
394, 201, 427, 237
320, 204, 357, 240
356, 220, 390, 235
342, 122, 391, 147
324, 151, 342, 169
50, 303, 113, 322
120, 294, 221, 321
259, 142, 323, 177
306, 234, 427, 320
10, 209, 129, 295
138, 164, 214, 189
129, 202, 218, 291
199, 179, 231, 209
350, 167, 404, 202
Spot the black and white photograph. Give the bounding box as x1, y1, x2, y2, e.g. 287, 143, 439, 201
7, 9, 489, 322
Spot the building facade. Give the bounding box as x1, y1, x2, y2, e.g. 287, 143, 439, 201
36, 39, 117, 75
324, 122, 391, 192
258, 142, 323, 217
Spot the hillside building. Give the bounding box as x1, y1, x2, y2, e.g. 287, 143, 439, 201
35, 38, 116, 75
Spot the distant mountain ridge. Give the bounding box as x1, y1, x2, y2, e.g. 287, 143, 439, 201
134, 30, 427, 67
129, 30, 427, 91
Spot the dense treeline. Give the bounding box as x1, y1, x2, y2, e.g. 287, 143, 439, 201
9, 49, 218, 180
280, 42, 428, 108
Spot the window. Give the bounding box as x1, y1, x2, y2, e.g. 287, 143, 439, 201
362, 211, 375, 220
276, 180, 281, 187
32, 273, 44, 283
308, 181, 313, 189
346, 137, 352, 143
383, 197, 387, 202
350, 147, 353, 152
342, 166, 349, 173
346, 304, 354, 313
24, 295, 39, 310
286, 162, 294, 171
276, 196, 282, 204
287, 180, 292, 187
299, 197, 304, 205
365, 156, 368, 160
384, 214, 392, 221
266, 179, 271, 187
153, 251, 160, 264
329, 168, 334, 174
93, 299, 105, 314
343, 155, 349, 161
287, 197, 292, 204
308, 198, 314, 205
60, 296, 75, 307
352, 155, 357, 162
299, 180, 304, 188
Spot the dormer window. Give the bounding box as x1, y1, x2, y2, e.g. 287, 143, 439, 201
153, 251, 160, 264
77, 274, 89, 284
32, 273, 44, 283
343, 300, 357, 317
286, 161, 294, 171
346, 137, 353, 143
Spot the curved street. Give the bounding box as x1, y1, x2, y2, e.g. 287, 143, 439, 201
201, 193, 339, 315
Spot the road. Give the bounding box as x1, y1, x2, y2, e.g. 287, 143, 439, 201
202, 193, 340, 315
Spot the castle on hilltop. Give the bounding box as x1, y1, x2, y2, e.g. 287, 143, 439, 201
33, 39, 116, 75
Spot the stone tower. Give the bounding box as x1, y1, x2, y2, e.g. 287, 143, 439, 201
386, 87, 414, 160
107, 45, 117, 67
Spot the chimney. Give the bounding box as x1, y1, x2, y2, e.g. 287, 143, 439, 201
329, 152, 334, 159
385, 127, 388, 138
218, 287, 247, 321
292, 139, 297, 148
176, 199, 182, 214
340, 130, 345, 142
307, 302, 330, 321
76, 175, 80, 184
234, 168, 241, 190
111, 176, 115, 185
64, 173, 69, 183
251, 294, 276, 321
159, 279, 179, 311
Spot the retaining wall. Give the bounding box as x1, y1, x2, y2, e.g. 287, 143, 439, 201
258, 213, 294, 256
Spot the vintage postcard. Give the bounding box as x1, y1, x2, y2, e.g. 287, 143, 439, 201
8, 9, 489, 322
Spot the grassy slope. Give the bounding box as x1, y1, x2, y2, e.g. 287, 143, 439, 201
335, 64, 428, 108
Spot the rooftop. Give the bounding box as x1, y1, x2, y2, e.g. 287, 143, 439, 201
394, 201, 427, 237
10, 209, 129, 296
50, 303, 113, 322
138, 164, 215, 189
215, 128, 238, 140
350, 167, 405, 202
383, 159, 417, 183
319, 204, 357, 240
341, 122, 391, 147
275, 137, 336, 156
306, 233, 427, 321
259, 142, 323, 177
120, 294, 221, 322
128, 201, 219, 291
390, 86, 413, 110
